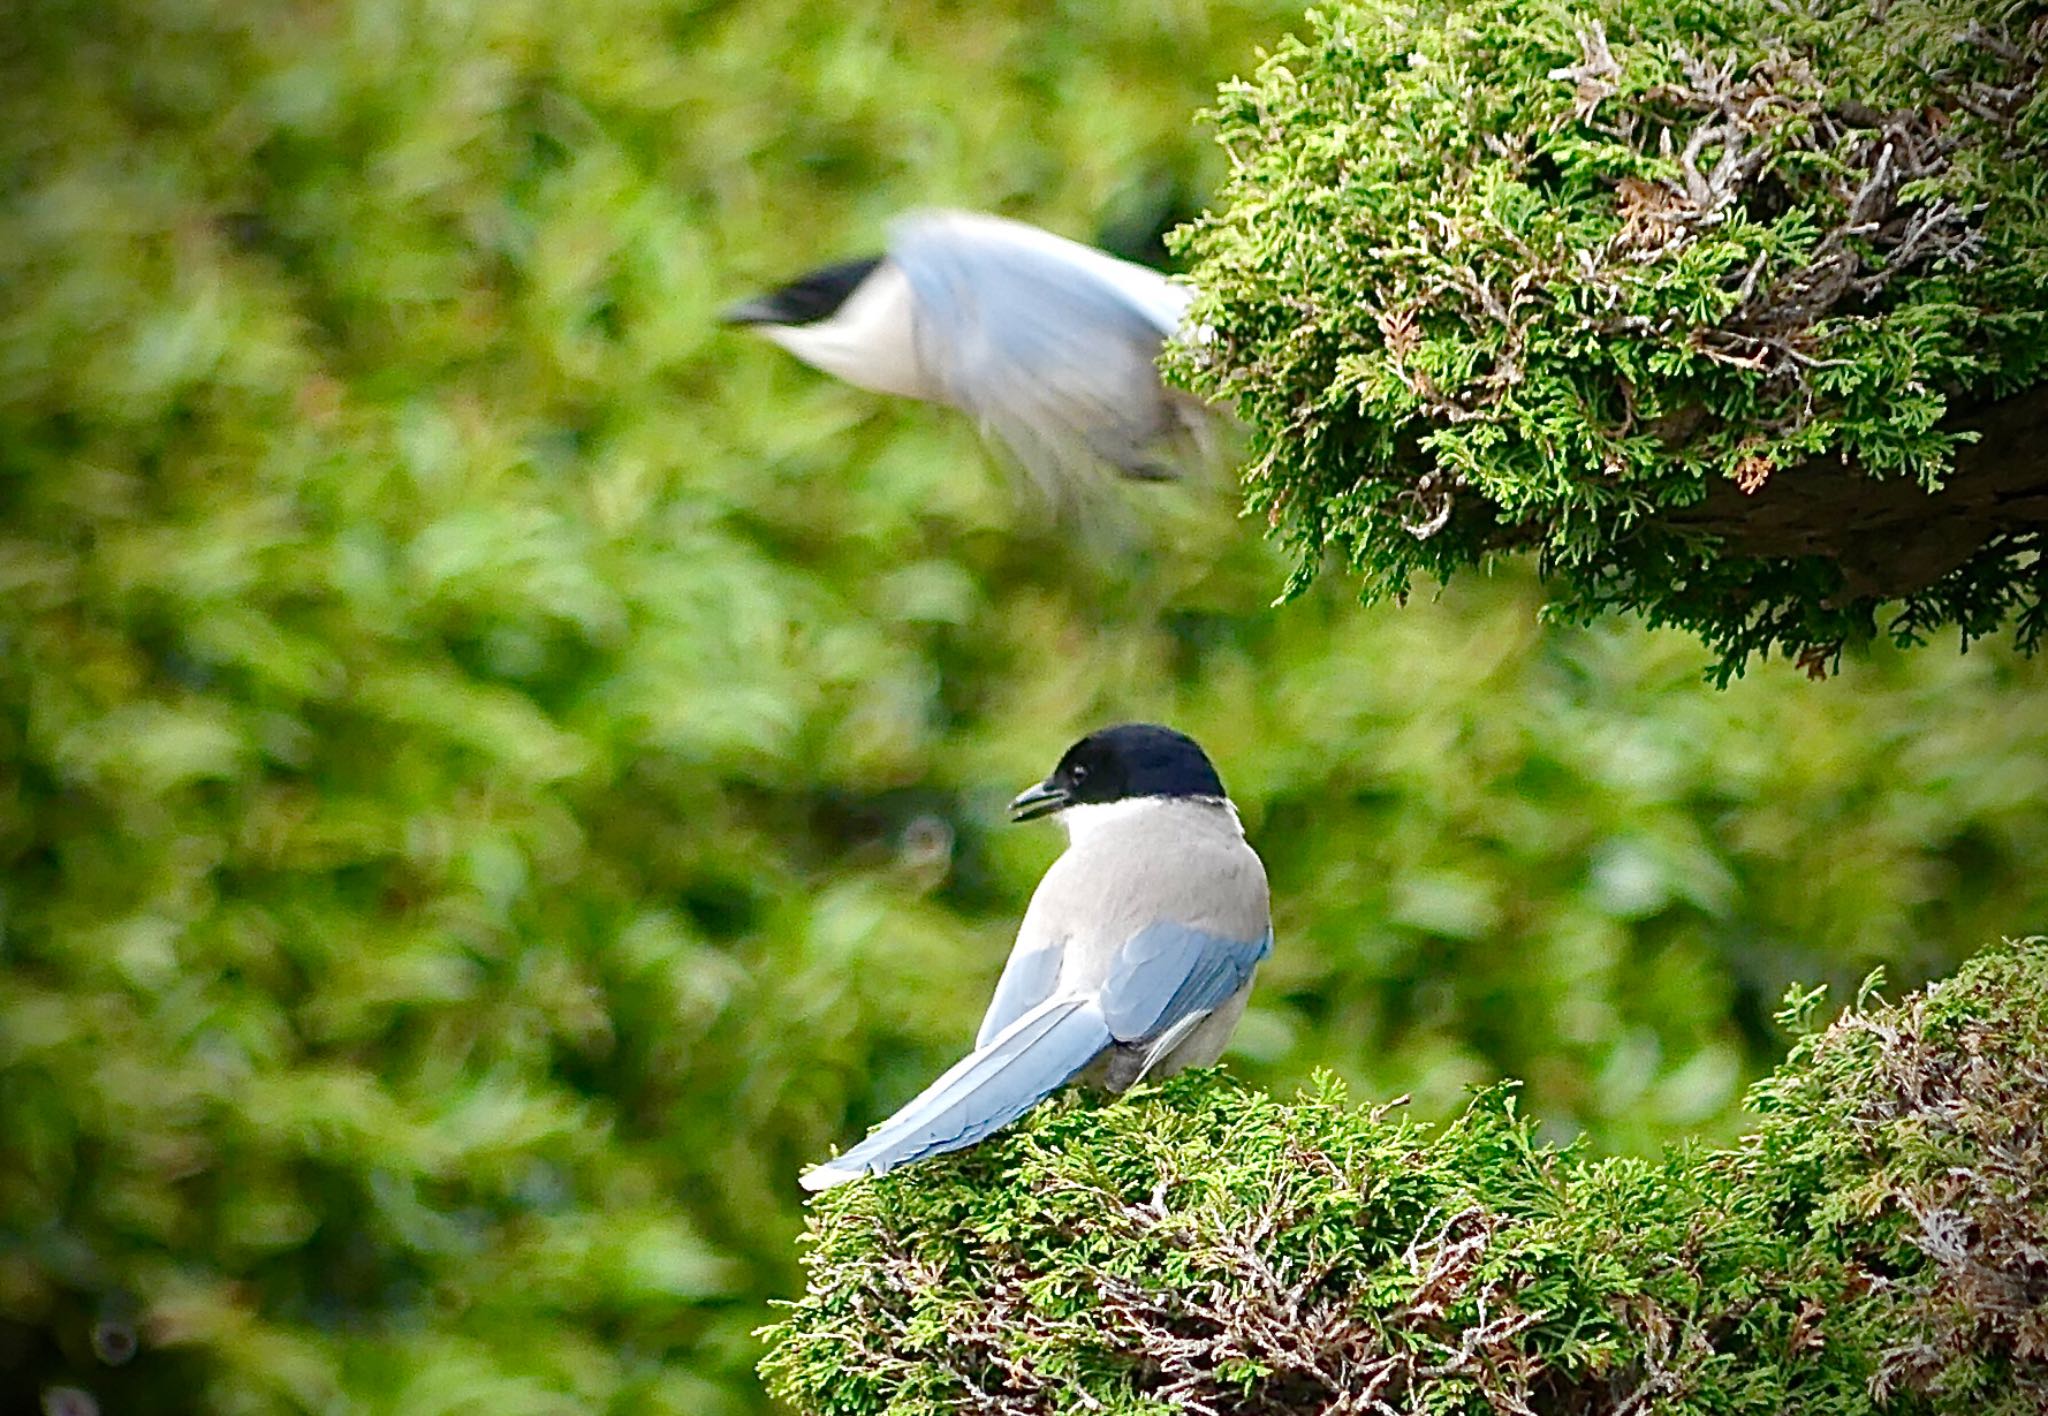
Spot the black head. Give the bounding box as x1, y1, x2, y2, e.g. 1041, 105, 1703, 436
720, 255, 883, 328
1009, 724, 1227, 822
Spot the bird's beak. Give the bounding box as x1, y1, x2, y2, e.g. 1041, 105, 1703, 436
719, 295, 782, 327
1008, 779, 1068, 823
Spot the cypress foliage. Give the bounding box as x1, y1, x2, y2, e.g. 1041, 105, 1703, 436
763, 939, 2048, 1415
1172, 0, 2048, 678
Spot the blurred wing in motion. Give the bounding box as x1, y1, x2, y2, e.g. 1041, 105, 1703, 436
888, 210, 1219, 489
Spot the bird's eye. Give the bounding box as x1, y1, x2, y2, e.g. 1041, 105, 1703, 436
1069, 764, 1088, 783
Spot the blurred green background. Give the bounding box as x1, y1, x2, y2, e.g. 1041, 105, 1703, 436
4, 1, 2047, 1411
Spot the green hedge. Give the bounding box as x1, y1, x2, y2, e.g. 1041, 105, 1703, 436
764, 938, 2048, 1414
6, 1, 2048, 1412
1173, 0, 2048, 677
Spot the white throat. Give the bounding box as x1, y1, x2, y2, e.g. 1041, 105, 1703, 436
759, 261, 935, 402
1058, 795, 1239, 848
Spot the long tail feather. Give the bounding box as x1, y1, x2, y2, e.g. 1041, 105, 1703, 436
801, 997, 1108, 1190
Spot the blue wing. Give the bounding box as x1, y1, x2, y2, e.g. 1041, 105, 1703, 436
800, 920, 1271, 1191
1099, 922, 1273, 1043
974, 939, 1063, 1048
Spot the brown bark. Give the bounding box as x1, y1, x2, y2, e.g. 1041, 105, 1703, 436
1665, 386, 2048, 599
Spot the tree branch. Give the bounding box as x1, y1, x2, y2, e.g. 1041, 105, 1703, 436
1668, 384, 2048, 599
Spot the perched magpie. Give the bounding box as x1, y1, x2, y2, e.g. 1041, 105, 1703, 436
724, 210, 1217, 489
801, 724, 1270, 1190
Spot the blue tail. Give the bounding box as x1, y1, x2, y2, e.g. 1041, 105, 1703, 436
801, 998, 1109, 1190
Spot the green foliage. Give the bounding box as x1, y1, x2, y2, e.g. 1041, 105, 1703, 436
1172, 0, 2048, 677
763, 938, 2048, 1415
7, 0, 2048, 1412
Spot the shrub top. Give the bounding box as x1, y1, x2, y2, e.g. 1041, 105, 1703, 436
761, 938, 2048, 1414
1171, 0, 2048, 678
